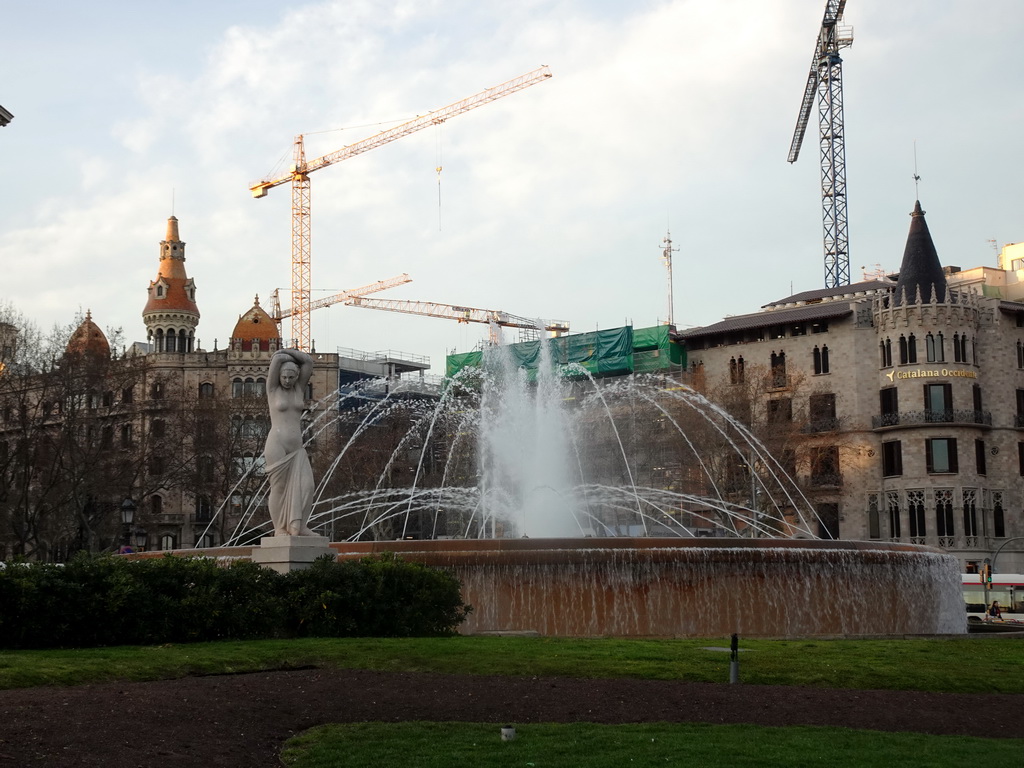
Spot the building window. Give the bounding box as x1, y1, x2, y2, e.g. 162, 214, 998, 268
812, 345, 830, 375
149, 455, 165, 475
729, 356, 745, 384
767, 398, 792, 424
925, 332, 945, 363
199, 382, 214, 399
959, 334, 971, 364
935, 488, 955, 543
196, 496, 213, 523
880, 338, 892, 368
198, 455, 214, 483
151, 419, 166, 439
886, 490, 901, 539
975, 439, 987, 475
899, 334, 918, 364
151, 382, 164, 400
808, 393, 837, 431
811, 320, 829, 334
924, 383, 952, 422
867, 494, 881, 540
926, 438, 958, 474
770, 351, 787, 388
791, 322, 807, 337
882, 440, 902, 477
817, 502, 840, 540
120, 424, 132, 448
963, 489, 978, 540
993, 491, 1006, 538
101, 425, 114, 449
102, 391, 114, 407
1019, 442, 1024, 475
879, 387, 899, 426
160, 534, 176, 551
122, 387, 133, 404
232, 378, 243, 398
810, 445, 841, 487
908, 489, 926, 539
150, 495, 163, 515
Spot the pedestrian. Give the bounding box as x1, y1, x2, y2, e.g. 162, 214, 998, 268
987, 600, 1001, 620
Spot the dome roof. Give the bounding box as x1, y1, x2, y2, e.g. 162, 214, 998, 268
232, 296, 280, 345
65, 311, 111, 360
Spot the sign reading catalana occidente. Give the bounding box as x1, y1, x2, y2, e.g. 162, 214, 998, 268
884, 367, 977, 381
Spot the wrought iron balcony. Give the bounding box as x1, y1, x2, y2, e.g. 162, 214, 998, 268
872, 409, 992, 429
801, 417, 842, 434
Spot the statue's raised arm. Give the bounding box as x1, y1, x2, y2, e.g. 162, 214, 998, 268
263, 348, 317, 537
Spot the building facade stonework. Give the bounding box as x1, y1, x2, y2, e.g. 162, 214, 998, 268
680, 201, 1024, 572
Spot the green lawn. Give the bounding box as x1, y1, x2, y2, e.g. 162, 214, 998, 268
0, 635, 1020, 694
280, 722, 1023, 768
4, 635, 1021, 766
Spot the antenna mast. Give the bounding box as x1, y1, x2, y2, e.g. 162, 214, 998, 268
661, 230, 678, 327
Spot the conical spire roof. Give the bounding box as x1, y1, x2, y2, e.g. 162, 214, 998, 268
893, 201, 947, 305
143, 216, 200, 317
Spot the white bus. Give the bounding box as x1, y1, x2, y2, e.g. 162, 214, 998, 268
961, 573, 1024, 628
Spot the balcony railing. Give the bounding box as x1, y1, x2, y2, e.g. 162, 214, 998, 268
801, 417, 841, 434
872, 409, 992, 429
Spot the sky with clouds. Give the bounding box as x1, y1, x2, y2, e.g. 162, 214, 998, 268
2, 0, 1023, 374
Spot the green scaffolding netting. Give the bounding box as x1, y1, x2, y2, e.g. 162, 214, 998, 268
445, 325, 685, 380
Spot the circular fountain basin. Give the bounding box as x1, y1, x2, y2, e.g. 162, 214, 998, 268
328, 537, 966, 637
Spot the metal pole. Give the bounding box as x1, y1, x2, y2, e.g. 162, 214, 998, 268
729, 633, 740, 684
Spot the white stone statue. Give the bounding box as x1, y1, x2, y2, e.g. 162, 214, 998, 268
264, 348, 317, 537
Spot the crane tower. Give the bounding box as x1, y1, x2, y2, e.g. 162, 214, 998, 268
788, 0, 854, 289
251, 66, 553, 351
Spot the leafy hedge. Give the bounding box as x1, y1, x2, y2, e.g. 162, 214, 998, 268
0, 552, 471, 649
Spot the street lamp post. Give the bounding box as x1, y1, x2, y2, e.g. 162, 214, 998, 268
120, 498, 137, 550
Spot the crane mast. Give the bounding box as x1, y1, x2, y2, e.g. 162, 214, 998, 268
251, 66, 553, 351
788, 0, 854, 289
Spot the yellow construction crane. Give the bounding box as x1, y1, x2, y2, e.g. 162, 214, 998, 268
344, 295, 569, 345
267, 273, 412, 323
250, 65, 553, 351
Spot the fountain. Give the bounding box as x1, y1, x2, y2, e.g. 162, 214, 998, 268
213, 329, 965, 637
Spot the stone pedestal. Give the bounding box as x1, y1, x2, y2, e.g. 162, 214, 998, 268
251, 534, 334, 574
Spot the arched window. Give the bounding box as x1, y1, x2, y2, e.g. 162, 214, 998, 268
166, 330, 176, 353
813, 345, 830, 375
160, 533, 176, 551
907, 334, 918, 364
199, 382, 214, 398
232, 378, 243, 398
899, 335, 908, 365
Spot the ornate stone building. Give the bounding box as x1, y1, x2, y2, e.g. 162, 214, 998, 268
680, 201, 1024, 572
0, 217, 341, 559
